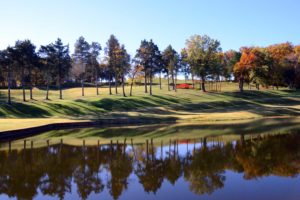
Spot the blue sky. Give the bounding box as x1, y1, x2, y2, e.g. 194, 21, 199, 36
0, 0, 299, 56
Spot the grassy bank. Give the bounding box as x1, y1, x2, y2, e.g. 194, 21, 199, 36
1, 81, 300, 131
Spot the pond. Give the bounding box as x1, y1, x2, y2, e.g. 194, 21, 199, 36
0, 121, 300, 200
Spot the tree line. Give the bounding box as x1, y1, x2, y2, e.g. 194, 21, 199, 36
0, 34, 300, 104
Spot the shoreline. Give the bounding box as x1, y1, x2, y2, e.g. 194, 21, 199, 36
0, 115, 298, 141
0, 118, 175, 141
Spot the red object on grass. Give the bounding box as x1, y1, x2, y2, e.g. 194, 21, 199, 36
176, 83, 193, 89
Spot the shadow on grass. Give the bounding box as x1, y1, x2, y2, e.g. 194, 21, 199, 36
173, 100, 300, 116
171, 91, 300, 116
221, 90, 300, 105
0, 102, 51, 117
0, 90, 300, 118
88, 98, 157, 111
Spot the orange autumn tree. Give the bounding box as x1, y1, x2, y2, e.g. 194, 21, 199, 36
234, 47, 276, 92
294, 45, 300, 56
233, 47, 255, 92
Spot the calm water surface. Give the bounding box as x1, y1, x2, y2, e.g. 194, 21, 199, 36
0, 130, 300, 199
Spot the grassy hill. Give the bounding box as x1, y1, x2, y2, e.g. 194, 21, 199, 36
1, 81, 300, 131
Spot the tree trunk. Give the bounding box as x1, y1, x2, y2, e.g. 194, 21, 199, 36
191, 73, 195, 89
29, 71, 33, 100
46, 80, 49, 100
59, 82, 62, 99
96, 74, 99, 95
239, 78, 244, 92
29, 69, 33, 100
256, 83, 260, 90
96, 81, 99, 95
144, 73, 148, 93
115, 74, 118, 94
130, 81, 134, 96
130, 73, 136, 96
22, 78, 26, 102
122, 76, 126, 97
159, 73, 162, 90
46, 85, 49, 100
171, 71, 175, 90
109, 74, 112, 95
167, 72, 170, 91
199, 79, 202, 90
7, 67, 11, 104
174, 72, 177, 92
58, 66, 63, 99
30, 87, 33, 100
201, 76, 206, 92
81, 79, 84, 96
149, 72, 153, 95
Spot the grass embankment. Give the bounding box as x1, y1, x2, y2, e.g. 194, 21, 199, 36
0, 81, 300, 131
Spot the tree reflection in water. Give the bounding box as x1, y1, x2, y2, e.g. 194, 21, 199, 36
0, 133, 300, 199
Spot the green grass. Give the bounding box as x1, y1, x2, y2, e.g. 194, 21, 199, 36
1, 80, 300, 131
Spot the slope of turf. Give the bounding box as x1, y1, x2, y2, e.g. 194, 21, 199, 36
0, 81, 300, 131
